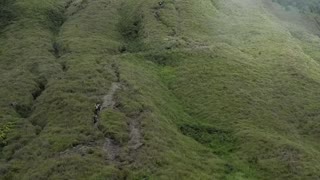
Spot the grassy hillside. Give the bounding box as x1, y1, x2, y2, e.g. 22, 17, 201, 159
0, 0, 319, 179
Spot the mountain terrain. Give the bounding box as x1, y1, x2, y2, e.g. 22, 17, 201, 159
0, 0, 320, 179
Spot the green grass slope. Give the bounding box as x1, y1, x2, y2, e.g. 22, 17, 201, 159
0, 0, 319, 179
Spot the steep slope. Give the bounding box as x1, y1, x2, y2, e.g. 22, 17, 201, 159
0, 0, 319, 179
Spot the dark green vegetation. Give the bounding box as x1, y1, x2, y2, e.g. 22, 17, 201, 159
0, 0, 320, 179
0, 0, 16, 30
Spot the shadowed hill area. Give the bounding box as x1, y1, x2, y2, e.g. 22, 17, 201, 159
0, 0, 319, 179
0, 0, 16, 30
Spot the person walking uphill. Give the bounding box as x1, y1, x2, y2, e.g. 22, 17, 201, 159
95, 103, 101, 114
159, 1, 164, 7
93, 103, 101, 124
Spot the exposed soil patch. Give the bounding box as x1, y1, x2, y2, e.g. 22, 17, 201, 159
126, 111, 145, 163
102, 83, 121, 110
92, 79, 145, 167
128, 117, 143, 150
103, 138, 121, 161
99, 83, 122, 162
91, 82, 122, 163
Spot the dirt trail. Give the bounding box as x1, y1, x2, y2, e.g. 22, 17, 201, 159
96, 82, 122, 161
93, 82, 120, 128
128, 117, 143, 150
103, 138, 121, 161
102, 82, 121, 109
94, 81, 144, 164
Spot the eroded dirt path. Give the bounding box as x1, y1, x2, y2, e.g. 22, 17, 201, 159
92, 82, 122, 161
128, 118, 143, 150
102, 83, 121, 109
94, 78, 144, 166
103, 138, 121, 161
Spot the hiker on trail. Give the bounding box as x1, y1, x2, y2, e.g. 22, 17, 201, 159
159, 1, 164, 7
10, 102, 17, 107
93, 114, 98, 124
94, 103, 101, 114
